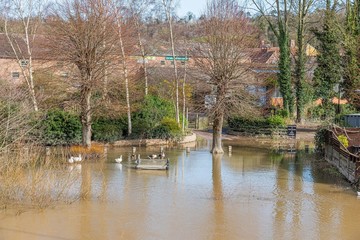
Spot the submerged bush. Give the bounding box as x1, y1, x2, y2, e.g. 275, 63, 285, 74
0, 145, 81, 210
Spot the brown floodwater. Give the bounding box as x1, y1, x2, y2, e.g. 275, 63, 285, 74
1, 139, 360, 240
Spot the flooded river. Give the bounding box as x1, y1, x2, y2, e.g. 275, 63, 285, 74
1, 139, 360, 240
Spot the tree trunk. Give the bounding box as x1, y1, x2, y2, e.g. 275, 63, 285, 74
163, 0, 179, 124
211, 110, 224, 154
135, 19, 149, 96
295, 0, 306, 123
117, 19, 132, 135
81, 86, 92, 148
182, 54, 187, 132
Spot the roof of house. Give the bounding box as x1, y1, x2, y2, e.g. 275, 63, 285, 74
249, 47, 279, 64
0, 33, 51, 60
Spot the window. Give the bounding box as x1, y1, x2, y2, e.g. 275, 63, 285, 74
20, 60, 29, 67
272, 87, 282, 98
12, 72, 20, 79
160, 61, 165, 65
170, 61, 174, 65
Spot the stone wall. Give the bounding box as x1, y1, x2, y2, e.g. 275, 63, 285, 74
111, 133, 197, 147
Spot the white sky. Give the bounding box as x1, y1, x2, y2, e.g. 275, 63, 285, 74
176, 0, 253, 18
177, 0, 207, 18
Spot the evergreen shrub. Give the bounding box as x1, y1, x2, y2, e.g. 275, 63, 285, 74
92, 117, 126, 142
131, 95, 182, 140
41, 109, 81, 145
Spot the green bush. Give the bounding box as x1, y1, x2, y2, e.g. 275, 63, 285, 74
276, 109, 289, 118
92, 117, 127, 142
315, 127, 328, 153
228, 116, 268, 129
152, 117, 182, 140
307, 104, 336, 120
267, 115, 286, 127
228, 115, 285, 130
41, 109, 82, 145
131, 95, 182, 140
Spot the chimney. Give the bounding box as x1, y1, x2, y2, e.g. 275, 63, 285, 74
260, 40, 270, 52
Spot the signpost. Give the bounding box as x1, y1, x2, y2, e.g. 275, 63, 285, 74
165, 56, 189, 61
287, 125, 297, 138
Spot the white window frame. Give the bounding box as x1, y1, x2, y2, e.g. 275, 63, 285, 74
19, 60, 29, 67
12, 71, 20, 79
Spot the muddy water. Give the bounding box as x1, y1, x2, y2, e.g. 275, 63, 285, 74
1, 140, 360, 240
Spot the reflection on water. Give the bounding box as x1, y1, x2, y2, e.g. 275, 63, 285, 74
0, 140, 359, 240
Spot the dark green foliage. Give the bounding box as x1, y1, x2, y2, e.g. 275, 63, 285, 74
343, 0, 360, 109
131, 95, 182, 140
92, 117, 127, 142
315, 127, 328, 153
41, 109, 82, 145
152, 117, 182, 140
307, 105, 335, 120
228, 115, 285, 130
312, 7, 342, 119
267, 115, 286, 127
334, 104, 357, 125
278, 28, 294, 116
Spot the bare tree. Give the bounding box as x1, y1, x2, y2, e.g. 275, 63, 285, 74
128, 0, 155, 96
193, 0, 257, 154
182, 50, 188, 132
2, 0, 48, 112
48, 0, 119, 147
114, 2, 133, 136
162, 0, 180, 124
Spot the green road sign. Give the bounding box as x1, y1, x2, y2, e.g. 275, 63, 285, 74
165, 56, 189, 61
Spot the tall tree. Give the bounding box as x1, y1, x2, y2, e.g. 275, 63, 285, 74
252, 0, 294, 116
114, 1, 133, 136
343, 0, 360, 108
193, 0, 257, 154
2, 0, 48, 112
128, 0, 154, 96
293, 0, 315, 122
49, 0, 119, 147
312, 0, 342, 118
162, 0, 180, 124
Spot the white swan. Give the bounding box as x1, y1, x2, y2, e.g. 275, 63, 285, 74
148, 154, 158, 159
115, 155, 123, 163
68, 154, 82, 163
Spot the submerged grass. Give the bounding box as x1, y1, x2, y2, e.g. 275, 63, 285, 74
0, 144, 82, 212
